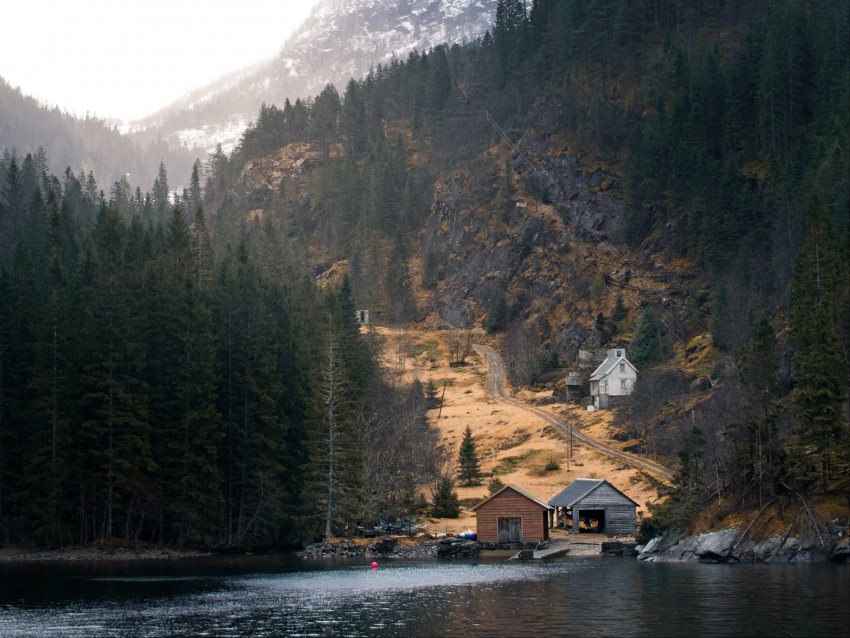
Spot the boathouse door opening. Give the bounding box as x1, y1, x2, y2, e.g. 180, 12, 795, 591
497, 517, 522, 543
577, 509, 606, 533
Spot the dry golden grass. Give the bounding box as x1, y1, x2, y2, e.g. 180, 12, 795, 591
374, 326, 665, 535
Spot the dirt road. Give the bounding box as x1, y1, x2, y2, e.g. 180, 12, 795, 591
473, 344, 674, 484
375, 327, 667, 534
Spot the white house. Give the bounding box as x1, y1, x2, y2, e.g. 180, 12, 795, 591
589, 348, 637, 408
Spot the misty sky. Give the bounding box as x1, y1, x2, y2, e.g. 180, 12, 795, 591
0, 0, 322, 122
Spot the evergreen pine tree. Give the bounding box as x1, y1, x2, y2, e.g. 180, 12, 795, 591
732, 314, 783, 506
21, 191, 75, 546
630, 309, 667, 368
145, 208, 223, 546
488, 477, 505, 495
151, 161, 170, 221
187, 159, 203, 220
457, 425, 482, 486
494, 0, 528, 85
214, 245, 291, 544
77, 202, 153, 542
789, 193, 847, 493
431, 474, 460, 518
484, 289, 508, 333
306, 305, 364, 539
612, 294, 628, 324
384, 227, 416, 325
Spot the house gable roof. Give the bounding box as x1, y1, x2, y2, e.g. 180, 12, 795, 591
589, 352, 637, 381
471, 484, 552, 511
548, 478, 639, 508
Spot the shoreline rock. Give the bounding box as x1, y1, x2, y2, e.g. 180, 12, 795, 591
436, 538, 479, 557
297, 536, 439, 560
637, 527, 849, 564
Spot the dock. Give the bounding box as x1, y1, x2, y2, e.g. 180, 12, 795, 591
532, 545, 571, 559
510, 541, 572, 560
509, 535, 632, 560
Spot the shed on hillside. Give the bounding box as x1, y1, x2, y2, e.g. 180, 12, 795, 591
548, 478, 638, 536
471, 485, 552, 543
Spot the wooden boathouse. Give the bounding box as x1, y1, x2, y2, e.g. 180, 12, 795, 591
471, 485, 552, 543
548, 478, 638, 536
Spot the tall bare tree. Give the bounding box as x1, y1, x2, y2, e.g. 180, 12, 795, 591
318, 322, 347, 539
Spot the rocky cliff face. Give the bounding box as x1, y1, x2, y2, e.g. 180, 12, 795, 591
229, 108, 701, 361
418, 115, 665, 356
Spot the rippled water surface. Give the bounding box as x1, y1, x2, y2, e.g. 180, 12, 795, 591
1, 555, 847, 637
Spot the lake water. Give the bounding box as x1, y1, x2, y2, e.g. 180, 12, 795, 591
0, 554, 847, 637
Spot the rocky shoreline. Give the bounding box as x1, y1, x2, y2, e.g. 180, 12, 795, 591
0, 546, 210, 562
8, 527, 846, 564
637, 526, 850, 563
297, 536, 440, 560
297, 536, 641, 560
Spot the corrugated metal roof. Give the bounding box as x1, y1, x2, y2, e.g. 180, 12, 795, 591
547, 478, 603, 507
471, 484, 552, 511
548, 478, 640, 508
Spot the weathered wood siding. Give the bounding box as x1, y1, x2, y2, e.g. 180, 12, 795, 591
575, 482, 636, 536
605, 364, 637, 396
604, 506, 636, 536
475, 489, 548, 542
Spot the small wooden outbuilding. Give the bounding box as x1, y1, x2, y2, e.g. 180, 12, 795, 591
472, 485, 552, 543
548, 478, 638, 536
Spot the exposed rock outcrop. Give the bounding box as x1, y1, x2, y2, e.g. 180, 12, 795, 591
637, 527, 849, 564
601, 540, 639, 556
422, 148, 629, 354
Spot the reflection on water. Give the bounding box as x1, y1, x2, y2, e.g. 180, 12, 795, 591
0, 556, 847, 637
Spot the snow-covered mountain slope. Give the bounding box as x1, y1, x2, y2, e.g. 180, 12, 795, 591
133, 0, 497, 154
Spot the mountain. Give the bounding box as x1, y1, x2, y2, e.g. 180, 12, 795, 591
0, 0, 846, 552
0, 77, 194, 188
131, 0, 498, 154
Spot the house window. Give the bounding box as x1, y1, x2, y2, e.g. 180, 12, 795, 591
619, 363, 625, 373
621, 380, 627, 391
616, 350, 622, 357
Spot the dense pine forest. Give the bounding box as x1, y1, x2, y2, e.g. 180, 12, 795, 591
0, 157, 442, 547
1, 0, 848, 548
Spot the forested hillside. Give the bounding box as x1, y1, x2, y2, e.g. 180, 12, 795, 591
0, 78, 194, 188
1, 0, 847, 548
205, 0, 849, 532
0, 162, 441, 548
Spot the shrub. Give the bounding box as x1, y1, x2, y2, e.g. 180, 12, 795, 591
488, 477, 505, 495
